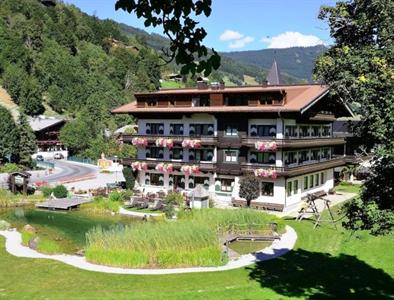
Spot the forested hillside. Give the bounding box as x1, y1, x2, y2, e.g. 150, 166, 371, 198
222, 45, 327, 82
0, 0, 161, 158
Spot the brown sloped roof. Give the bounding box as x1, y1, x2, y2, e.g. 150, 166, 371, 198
112, 84, 329, 114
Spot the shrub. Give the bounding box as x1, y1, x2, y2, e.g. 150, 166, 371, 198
0, 163, 20, 173
108, 191, 123, 202
0, 220, 10, 230
52, 185, 68, 198
41, 186, 53, 198
164, 192, 184, 206
239, 175, 260, 206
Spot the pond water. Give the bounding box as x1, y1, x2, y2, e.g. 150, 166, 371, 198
228, 240, 272, 255
0, 207, 139, 254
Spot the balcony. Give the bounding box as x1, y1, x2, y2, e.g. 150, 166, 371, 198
121, 157, 217, 172
121, 134, 218, 145
241, 136, 345, 149
241, 156, 346, 177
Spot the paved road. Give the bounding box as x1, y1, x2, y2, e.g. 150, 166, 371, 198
31, 160, 98, 184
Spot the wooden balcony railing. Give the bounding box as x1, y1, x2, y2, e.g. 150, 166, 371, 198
121, 157, 216, 172
241, 136, 345, 149
121, 134, 218, 145
241, 156, 346, 177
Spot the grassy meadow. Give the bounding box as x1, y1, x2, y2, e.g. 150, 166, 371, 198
0, 215, 393, 299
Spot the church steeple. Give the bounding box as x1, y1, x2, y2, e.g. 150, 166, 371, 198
266, 59, 281, 85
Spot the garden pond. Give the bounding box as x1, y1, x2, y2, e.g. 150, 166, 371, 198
0, 207, 140, 254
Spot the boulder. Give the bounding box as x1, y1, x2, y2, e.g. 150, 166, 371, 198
28, 236, 40, 250
23, 224, 36, 234
75, 249, 85, 256
0, 220, 10, 230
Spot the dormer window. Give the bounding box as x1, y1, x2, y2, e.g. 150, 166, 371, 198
146, 123, 164, 135
250, 125, 276, 137
147, 99, 158, 106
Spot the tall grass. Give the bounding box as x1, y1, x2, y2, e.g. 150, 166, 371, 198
178, 208, 285, 234
80, 196, 121, 214
86, 222, 222, 268
0, 189, 44, 207
85, 208, 283, 268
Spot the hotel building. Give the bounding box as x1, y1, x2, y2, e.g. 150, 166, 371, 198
112, 82, 353, 210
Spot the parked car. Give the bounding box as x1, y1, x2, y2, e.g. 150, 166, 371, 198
54, 153, 64, 160
36, 155, 44, 161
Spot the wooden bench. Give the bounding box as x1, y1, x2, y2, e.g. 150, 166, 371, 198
249, 201, 284, 212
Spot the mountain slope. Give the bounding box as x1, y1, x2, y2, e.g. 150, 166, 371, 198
221, 45, 327, 82
119, 23, 303, 84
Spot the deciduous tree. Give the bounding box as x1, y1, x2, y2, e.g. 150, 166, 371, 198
314, 0, 394, 235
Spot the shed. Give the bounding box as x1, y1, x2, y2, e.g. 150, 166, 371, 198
190, 184, 210, 209
9, 171, 32, 195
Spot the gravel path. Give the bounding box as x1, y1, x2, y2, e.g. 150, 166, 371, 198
0, 226, 296, 275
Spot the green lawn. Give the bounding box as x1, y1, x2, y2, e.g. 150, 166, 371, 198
334, 182, 362, 194
160, 80, 185, 88
0, 210, 393, 299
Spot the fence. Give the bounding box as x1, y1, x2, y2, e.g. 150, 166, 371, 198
67, 156, 97, 165
35, 160, 55, 169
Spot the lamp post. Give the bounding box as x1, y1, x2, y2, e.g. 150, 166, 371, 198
114, 155, 118, 184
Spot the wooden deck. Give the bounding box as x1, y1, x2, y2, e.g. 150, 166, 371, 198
36, 197, 92, 210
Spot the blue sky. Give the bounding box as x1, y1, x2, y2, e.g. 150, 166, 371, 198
64, 0, 337, 51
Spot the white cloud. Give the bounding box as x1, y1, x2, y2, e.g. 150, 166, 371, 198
229, 36, 255, 49
219, 30, 244, 41
261, 32, 324, 48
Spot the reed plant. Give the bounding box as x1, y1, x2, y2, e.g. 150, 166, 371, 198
85, 208, 283, 268
85, 221, 223, 268
0, 188, 44, 208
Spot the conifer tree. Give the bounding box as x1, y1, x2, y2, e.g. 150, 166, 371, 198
17, 113, 36, 166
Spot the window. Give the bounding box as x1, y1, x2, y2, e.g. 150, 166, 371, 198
261, 182, 274, 196
304, 176, 308, 190
189, 124, 214, 136
311, 149, 320, 161
169, 148, 183, 160
311, 126, 320, 137
285, 151, 297, 165
190, 176, 210, 189
287, 181, 292, 197
146, 123, 164, 135
315, 173, 320, 187
250, 152, 276, 164
299, 150, 309, 164
321, 126, 331, 137
147, 99, 158, 106
309, 175, 314, 189
299, 126, 310, 138
170, 124, 183, 135
293, 180, 298, 194
321, 148, 331, 159
147, 147, 164, 159
250, 125, 277, 137
225, 125, 238, 136
220, 178, 234, 192
224, 150, 238, 163
259, 94, 274, 105
169, 175, 185, 189
189, 148, 214, 162
320, 172, 324, 184
285, 126, 298, 138
149, 173, 163, 186
192, 96, 210, 107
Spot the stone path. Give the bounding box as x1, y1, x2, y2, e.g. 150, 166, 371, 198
0, 225, 297, 275
118, 207, 163, 218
